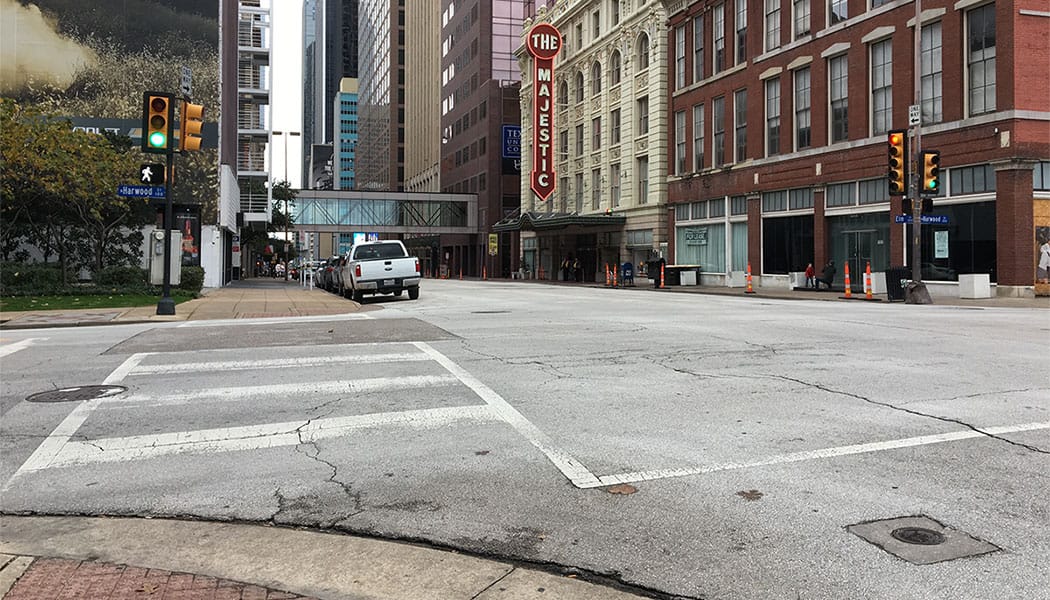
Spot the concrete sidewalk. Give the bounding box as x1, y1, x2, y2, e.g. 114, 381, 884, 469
0, 516, 647, 600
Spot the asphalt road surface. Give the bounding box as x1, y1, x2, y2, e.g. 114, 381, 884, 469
2, 279, 1048, 599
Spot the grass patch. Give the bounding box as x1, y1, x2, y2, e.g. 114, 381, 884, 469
0, 293, 196, 312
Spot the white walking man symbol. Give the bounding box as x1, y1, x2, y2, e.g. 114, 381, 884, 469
141, 165, 154, 183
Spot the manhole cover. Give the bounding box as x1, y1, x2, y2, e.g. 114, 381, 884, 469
891, 527, 946, 545
26, 385, 127, 403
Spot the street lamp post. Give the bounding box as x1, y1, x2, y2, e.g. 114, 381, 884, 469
272, 130, 300, 281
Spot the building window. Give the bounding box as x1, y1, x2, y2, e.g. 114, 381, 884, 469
637, 96, 649, 135
611, 163, 621, 206
637, 33, 650, 69
872, 0, 891, 6
710, 197, 726, 217
762, 190, 787, 212
612, 0, 620, 25
693, 103, 705, 171
734, 89, 747, 163
793, 0, 810, 39
575, 22, 583, 50
559, 81, 568, 109
691, 201, 707, 219
592, 116, 602, 150
1033, 162, 1050, 191
789, 187, 813, 209
675, 110, 687, 174
676, 204, 690, 221
611, 108, 621, 143
967, 3, 996, 116
592, 61, 602, 95
731, 195, 748, 215
714, 3, 726, 73
592, 10, 601, 38
765, 0, 781, 52
829, 55, 848, 143
575, 71, 584, 102
559, 177, 569, 212
826, 181, 855, 207
858, 178, 888, 204
575, 124, 584, 155
828, 0, 846, 25
559, 129, 569, 159
794, 67, 811, 149
575, 172, 584, 212
735, 0, 747, 65
765, 78, 780, 156
871, 39, 892, 135
950, 164, 996, 195
921, 22, 943, 124
676, 25, 687, 89
713, 96, 726, 167
637, 155, 649, 202
592, 168, 602, 210
611, 50, 622, 85
693, 15, 705, 81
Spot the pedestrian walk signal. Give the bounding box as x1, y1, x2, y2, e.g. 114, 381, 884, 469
921, 150, 941, 195
179, 101, 204, 152
142, 92, 173, 153
887, 130, 907, 196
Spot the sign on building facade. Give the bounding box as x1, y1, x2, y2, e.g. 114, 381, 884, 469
525, 22, 562, 201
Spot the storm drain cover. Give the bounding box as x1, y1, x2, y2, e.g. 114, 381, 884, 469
848, 515, 1000, 565
26, 385, 127, 403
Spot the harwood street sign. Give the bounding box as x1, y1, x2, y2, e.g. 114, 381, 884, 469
526, 22, 562, 201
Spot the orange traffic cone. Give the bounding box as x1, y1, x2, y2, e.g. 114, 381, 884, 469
864, 262, 874, 300
841, 263, 852, 299
605, 263, 610, 286
459, 266, 463, 280
613, 265, 618, 288
483, 265, 487, 280
659, 263, 666, 289
745, 263, 756, 294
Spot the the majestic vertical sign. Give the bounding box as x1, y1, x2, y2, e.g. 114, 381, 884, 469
526, 23, 562, 201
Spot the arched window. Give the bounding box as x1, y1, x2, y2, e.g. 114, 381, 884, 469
610, 50, 622, 85
575, 71, 585, 102
636, 33, 650, 69
591, 61, 602, 95
559, 81, 569, 109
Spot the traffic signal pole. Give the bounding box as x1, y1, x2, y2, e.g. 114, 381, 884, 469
157, 152, 176, 315
906, 0, 932, 304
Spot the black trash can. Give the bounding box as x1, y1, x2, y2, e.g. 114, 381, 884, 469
664, 266, 681, 286
886, 266, 908, 301
649, 259, 665, 288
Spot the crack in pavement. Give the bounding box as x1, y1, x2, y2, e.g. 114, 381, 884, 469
771, 375, 1050, 454
295, 434, 364, 525
469, 566, 515, 599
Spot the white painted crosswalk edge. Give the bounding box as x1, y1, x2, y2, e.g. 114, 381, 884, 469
128, 353, 429, 375
0, 338, 46, 358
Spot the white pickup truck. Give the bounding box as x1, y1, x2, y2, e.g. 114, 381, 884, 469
339, 240, 421, 303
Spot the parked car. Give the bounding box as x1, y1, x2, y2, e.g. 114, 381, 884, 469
339, 240, 421, 302
317, 256, 340, 291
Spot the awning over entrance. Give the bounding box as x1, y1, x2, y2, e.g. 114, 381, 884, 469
492, 211, 626, 232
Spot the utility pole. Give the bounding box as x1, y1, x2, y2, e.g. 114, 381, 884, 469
907, 0, 933, 304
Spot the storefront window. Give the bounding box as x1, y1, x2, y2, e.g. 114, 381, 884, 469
828, 212, 891, 286
676, 224, 726, 272
906, 201, 997, 281
731, 222, 748, 271
763, 215, 813, 274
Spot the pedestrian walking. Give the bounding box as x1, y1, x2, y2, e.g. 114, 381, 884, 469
804, 263, 815, 289
573, 257, 581, 282
561, 257, 571, 281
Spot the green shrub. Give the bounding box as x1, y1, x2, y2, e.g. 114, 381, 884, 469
0, 262, 67, 295
94, 266, 148, 288
178, 266, 205, 293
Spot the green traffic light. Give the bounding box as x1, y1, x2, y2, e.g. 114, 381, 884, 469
149, 131, 167, 148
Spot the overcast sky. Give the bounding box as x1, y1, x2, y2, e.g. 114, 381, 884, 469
270, 0, 303, 188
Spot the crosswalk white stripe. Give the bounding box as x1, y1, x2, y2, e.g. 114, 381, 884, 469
176, 313, 373, 328
41, 405, 498, 468
129, 353, 429, 375
0, 338, 46, 358
100, 374, 462, 408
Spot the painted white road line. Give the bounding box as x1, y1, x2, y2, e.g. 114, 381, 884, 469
582, 421, 1050, 489
412, 341, 602, 488
4, 353, 149, 483
177, 313, 373, 328
128, 352, 429, 375
41, 405, 498, 468
0, 338, 46, 358
101, 375, 462, 408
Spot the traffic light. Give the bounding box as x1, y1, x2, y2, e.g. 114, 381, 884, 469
921, 150, 941, 195
900, 198, 910, 214
142, 92, 173, 153
921, 198, 934, 214
179, 101, 204, 152
887, 129, 907, 196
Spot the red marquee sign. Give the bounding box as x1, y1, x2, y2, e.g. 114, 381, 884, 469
526, 22, 562, 201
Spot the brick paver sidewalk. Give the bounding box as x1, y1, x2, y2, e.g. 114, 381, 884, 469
4, 557, 318, 600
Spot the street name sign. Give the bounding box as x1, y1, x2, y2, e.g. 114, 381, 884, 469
118, 184, 166, 199
895, 214, 949, 225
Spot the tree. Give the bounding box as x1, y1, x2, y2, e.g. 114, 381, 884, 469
0, 99, 152, 279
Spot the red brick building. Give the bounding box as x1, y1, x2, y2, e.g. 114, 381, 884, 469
665, 0, 1049, 297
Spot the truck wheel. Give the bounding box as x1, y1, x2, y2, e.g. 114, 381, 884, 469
408, 286, 420, 300
352, 289, 365, 303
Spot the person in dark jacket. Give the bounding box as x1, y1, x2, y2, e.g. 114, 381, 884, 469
816, 260, 836, 290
